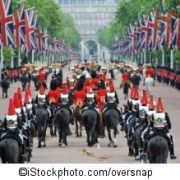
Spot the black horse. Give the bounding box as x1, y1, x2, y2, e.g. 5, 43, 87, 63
55, 107, 71, 147
133, 124, 144, 159
0, 137, 23, 163
126, 115, 137, 156
35, 107, 48, 148
103, 109, 121, 147
147, 135, 169, 163
82, 109, 99, 147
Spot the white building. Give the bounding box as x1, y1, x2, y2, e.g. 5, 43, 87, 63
57, 0, 119, 60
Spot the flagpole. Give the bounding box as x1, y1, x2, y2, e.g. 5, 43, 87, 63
170, 50, 174, 69
162, 50, 165, 66
144, 49, 146, 64
140, 51, 143, 64
32, 49, 34, 64
0, 42, 4, 82
18, 47, 21, 66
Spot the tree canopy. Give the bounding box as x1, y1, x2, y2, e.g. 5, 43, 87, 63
12, 0, 80, 50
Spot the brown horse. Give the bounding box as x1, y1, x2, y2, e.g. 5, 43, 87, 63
72, 99, 84, 137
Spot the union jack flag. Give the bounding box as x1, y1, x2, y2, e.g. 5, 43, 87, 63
135, 20, 142, 52
155, 14, 168, 50
139, 16, 149, 50
13, 1, 25, 47
170, 13, 180, 50
25, 8, 36, 51
148, 12, 156, 50
52, 38, 60, 54
42, 29, 48, 55
35, 28, 43, 54
0, 0, 14, 47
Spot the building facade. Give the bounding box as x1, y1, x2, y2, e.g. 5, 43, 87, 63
58, 0, 119, 60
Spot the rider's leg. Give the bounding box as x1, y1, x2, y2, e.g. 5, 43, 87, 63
169, 134, 177, 159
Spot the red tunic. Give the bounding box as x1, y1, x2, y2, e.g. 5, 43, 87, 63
122, 73, 130, 81
38, 72, 46, 81
73, 90, 86, 107
146, 68, 154, 77
96, 88, 107, 111
48, 90, 59, 104
92, 78, 99, 89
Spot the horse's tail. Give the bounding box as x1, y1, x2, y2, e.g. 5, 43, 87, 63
55, 109, 67, 130
0, 139, 19, 163
105, 110, 118, 130
148, 136, 169, 163
83, 114, 89, 130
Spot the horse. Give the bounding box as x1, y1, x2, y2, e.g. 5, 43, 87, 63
82, 109, 99, 147
73, 100, 84, 137
144, 77, 154, 96
55, 107, 71, 147
0, 137, 23, 163
125, 114, 138, 156
35, 106, 48, 148
147, 135, 169, 163
103, 108, 122, 147
133, 123, 144, 159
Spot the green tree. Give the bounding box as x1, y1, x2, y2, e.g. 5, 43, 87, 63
3, 47, 15, 67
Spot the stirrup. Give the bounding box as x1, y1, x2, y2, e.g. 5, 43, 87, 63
170, 155, 177, 160
21, 154, 27, 162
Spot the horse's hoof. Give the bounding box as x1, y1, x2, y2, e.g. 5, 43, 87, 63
128, 152, 134, 156
135, 155, 141, 160
44, 144, 46, 147
41, 141, 45, 147
113, 144, 117, 148
108, 143, 112, 147
58, 143, 62, 147
38, 145, 41, 148
170, 155, 177, 160
62, 143, 67, 147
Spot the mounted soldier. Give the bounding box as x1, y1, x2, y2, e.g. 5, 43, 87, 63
103, 83, 121, 119
120, 69, 131, 99
0, 99, 27, 162
82, 87, 104, 137
141, 97, 177, 161
35, 85, 51, 122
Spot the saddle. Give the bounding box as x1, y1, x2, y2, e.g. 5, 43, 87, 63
82, 106, 100, 120
102, 103, 121, 118
57, 105, 72, 116
146, 128, 171, 149
0, 129, 23, 146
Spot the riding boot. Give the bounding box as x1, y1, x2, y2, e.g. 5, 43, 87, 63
170, 136, 177, 159
21, 143, 27, 163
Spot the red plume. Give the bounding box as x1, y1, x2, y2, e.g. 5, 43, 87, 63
156, 97, 164, 113
8, 99, 16, 115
